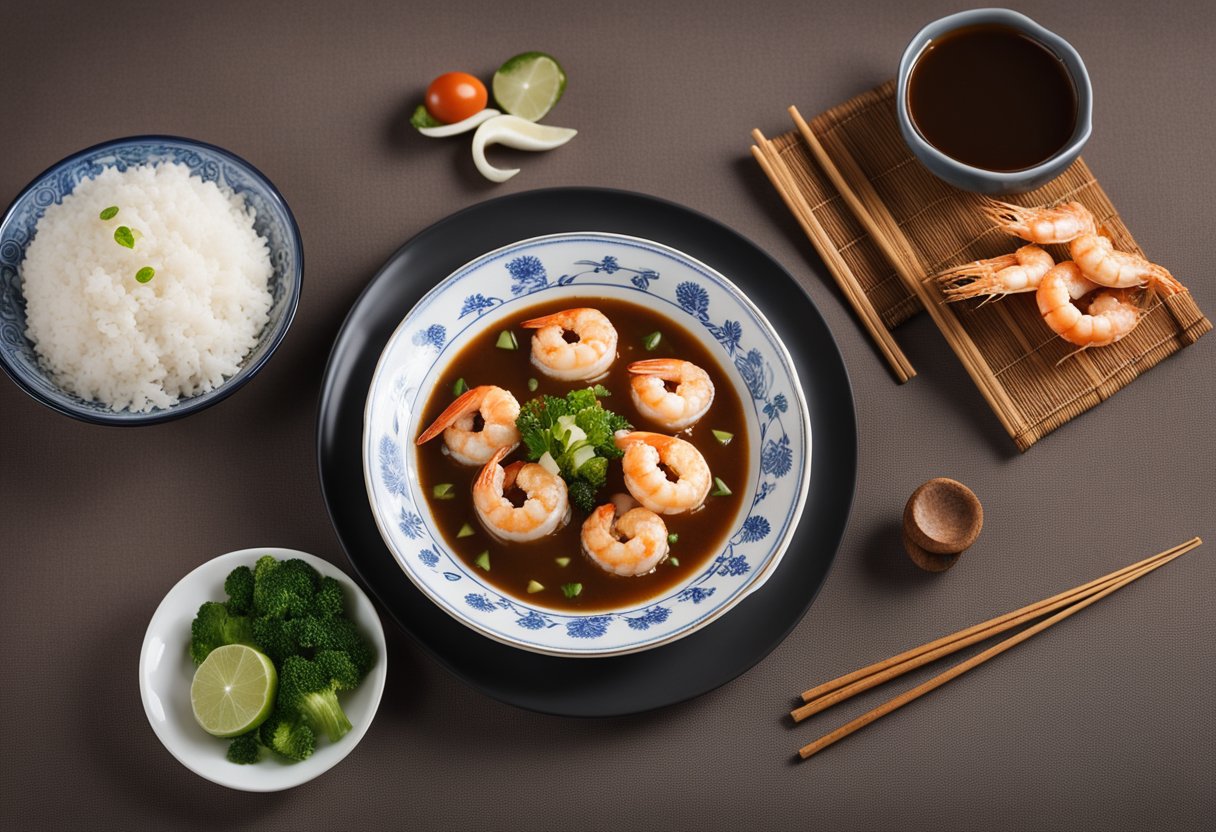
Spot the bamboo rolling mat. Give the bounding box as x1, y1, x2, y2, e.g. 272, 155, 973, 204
752, 80, 1210, 451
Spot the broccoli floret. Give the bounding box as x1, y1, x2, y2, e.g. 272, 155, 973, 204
278, 652, 360, 743
311, 576, 345, 618
189, 601, 253, 664
253, 556, 320, 619
284, 616, 375, 679
568, 480, 597, 513
224, 566, 255, 615
250, 616, 300, 667
259, 709, 316, 762
226, 732, 261, 765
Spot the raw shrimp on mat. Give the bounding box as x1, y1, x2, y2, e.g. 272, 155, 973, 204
416, 385, 520, 465
627, 358, 715, 430
614, 430, 711, 515
935, 244, 1055, 303
520, 307, 618, 381
581, 501, 670, 576
473, 446, 569, 543
982, 199, 1096, 244
1036, 262, 1143, 349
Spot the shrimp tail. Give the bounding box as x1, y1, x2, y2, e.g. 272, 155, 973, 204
475, 445, 511, 490
1149, 264, 1186, 296
417, 386, 487, 445
614, 430, 667, 451
980, 199, 1031, 234
935, 254, 1018, 302
627, 358, 685, 377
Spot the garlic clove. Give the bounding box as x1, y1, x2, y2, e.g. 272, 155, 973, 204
471, 115, 578, 183
416, 108, 503, 138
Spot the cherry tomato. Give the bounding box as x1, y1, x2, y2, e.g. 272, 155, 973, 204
425, 72, 488, 124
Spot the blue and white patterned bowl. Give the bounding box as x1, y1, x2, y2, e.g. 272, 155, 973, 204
363, 233, 811, 657
0, 136, 303, 425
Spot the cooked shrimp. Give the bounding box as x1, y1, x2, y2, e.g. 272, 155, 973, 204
935, 245, 1055, 303
1069, 233, 1185, 295
982, 199, 1096, 244
473, 447, 569, 543
416, 385, 521, 465
1036, 262, 1142, 348
581, 503, 670, 576
614, 430, 711, 515
520, 307, 618, 380
627, 358, 715, 429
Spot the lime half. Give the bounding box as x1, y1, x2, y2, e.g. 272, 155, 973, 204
492, 52, 567, 122
190, 644, 277, 738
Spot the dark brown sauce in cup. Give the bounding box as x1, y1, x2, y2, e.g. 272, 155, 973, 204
415, 296, 750, 612
907, 23, 1077, 172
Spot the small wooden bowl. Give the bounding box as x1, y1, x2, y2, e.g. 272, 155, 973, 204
903, 478, 983, 570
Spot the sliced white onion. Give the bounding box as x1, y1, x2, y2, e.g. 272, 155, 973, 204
416, 108, 502, 138
471, 115, 578, 183
538, 452, 560, 476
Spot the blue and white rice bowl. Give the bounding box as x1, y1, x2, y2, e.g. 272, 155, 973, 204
363, 233, 811, 656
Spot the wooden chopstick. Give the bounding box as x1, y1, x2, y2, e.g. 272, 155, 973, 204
788, 105, 1024, 439
795, 537, 1202, 760
750, 129, 916, 384
794, 538, 1194, 712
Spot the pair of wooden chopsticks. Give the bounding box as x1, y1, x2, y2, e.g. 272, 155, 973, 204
792, 537, 1202, 760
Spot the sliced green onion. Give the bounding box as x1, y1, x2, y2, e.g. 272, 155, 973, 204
555, 557, 571, 568
711, 429, 734, 446
667, 533, 679, 544
474, 551, 491, 571
457, 523, 475, 538
99, 206, 119, 220
432, 482, 456, 500
452, 377, 468, 396
134, 266, 155, 284
668, 557, 680, 567
495, 330, 518, 350
114, 225, 135, 249
527, 377, 539, 392
526, 580, 545, 594
561, 582, 583, 599
643, 331, 662, 351
711, 476, 732, 497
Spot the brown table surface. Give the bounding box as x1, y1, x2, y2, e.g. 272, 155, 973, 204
2, 1, 1213, 829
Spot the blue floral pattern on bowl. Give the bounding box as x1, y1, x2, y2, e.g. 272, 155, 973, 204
363, 233, 811, 656
0, 135, 303, 424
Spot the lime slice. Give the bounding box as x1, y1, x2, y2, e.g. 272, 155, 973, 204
492, 52, 567, 122
190, 644, 277, 738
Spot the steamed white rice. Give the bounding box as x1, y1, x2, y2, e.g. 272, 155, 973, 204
21, 163, 273, 412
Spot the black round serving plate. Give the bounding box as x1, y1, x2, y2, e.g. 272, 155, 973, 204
317, 187, 856, 717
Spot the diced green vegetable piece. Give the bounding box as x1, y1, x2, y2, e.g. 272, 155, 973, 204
452, 377, 468, 396
526, 580, 544, 594
99, 206, 119, 220
667, 533, 679, 544
457, 523, 475, 538
114, 225, 135, 249
643, 331, 662, 351
496, 330, 518, 350
668, 557, 680, 567
711, 429, 734, 446
711, 476, 732, 497
134, 266, 155, 284
527, 377, 539, 392
474, 551, 491, 571
555, 557, 571, 568
561, 583, 582, 599
432, 483, 455, 500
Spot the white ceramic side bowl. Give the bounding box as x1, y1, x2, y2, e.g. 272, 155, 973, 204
139, 548, 387, 792
363, 232, 812, 657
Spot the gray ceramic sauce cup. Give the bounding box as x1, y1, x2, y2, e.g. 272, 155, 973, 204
896, 8, 1092, 195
